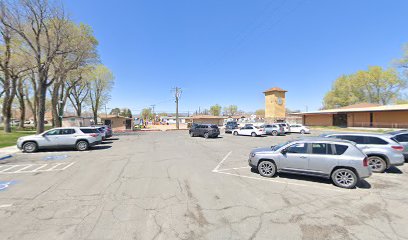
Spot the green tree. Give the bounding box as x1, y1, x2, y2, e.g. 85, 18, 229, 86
141, 108, 152, 121
323, 66, 406, 109
88, 65, 115, 123
223, 105, 238, 116
209, 104, 222, 116
110, 108, 120, 115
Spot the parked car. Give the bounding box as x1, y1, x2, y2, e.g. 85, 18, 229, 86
225, 121, 239, 134
321, 133, 405, 173
17, 127, 101, 153
232, 126, 265, 137
92, 125, 112, 138
80, 127, 103, 144
248, 138, 372, 188
277, 123, 291, 133
386, 130, 408, 161
10, 120, 20, 126
289, 124, 310, 134
189, 124, 220, 138
260, 124, 285, 136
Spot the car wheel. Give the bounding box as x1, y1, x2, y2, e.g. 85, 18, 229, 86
251, 132, 257, 137
76, 140, 89, 151
190, 131, 195, 137
233, 131, 238, 136
367, 156, 387, 173
272, 131, 278, 136
258, 161, 277, 178
22, 141, 38, 153
331, 168, 358, 189
204, 133, 209, 139
300, 130, 305, 134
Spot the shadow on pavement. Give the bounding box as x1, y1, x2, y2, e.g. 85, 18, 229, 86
384, 166, 403, 174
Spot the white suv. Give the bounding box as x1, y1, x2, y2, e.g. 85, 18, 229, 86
17, 127, 101, 153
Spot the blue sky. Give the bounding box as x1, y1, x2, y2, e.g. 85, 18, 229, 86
65, 0, 408, 114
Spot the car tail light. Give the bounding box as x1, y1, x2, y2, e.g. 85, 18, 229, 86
363, 157, 368, 167
391, 146, 404, 151
90, 133, 98, 138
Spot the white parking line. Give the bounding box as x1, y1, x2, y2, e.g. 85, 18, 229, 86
14, 165, 32, 173
0, 204, 12, 208
0, 162, 76, 174
216, 166, 250, 171
212, 151, 232, 172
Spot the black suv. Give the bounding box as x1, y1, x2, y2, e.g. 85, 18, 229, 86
225, 121, 239, 134
189, 124, 220, 138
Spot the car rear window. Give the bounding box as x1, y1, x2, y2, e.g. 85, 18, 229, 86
335, 145, 348, 155
395, 134, 408, 143
80, 128, 99, 134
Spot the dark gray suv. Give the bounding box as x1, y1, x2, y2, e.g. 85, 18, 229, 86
189, 124, 220, 138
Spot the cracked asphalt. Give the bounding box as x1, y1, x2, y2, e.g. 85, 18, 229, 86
0, 131, 408, 240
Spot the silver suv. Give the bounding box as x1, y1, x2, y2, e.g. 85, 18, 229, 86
321, 133, 405, 173
387, 130, 408, 161
17, 127, 101, 153
248, 138, 372, 188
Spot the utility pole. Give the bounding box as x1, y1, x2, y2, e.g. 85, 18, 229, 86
173, 87, 182, 129
151, 105, 156, 124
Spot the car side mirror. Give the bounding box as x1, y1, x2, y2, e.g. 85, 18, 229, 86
281, 148, 288, 155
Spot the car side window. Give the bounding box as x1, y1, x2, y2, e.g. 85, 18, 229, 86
287, 143, 308, 154
311, 143, 332, 154
334, 145, 348, 155
335, 135, 365, 144
365, 137, 388, 145
45, 129, 60, 136
395, 134, 408, 143
61, 129, 75, 135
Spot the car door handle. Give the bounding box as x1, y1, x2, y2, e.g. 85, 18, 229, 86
300, 156, 307, 159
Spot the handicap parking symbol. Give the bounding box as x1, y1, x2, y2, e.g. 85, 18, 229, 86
0, 181, 17, 191
43, 155, 69, 161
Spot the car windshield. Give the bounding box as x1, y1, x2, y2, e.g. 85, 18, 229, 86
272, 141, 291, 151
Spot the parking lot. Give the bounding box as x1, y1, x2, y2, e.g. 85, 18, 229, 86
1, 131, 408, 239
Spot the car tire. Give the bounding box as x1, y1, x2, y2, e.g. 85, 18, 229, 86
22, 141, 38, 153
251, 132, 257, 137
204, 133, 209, 139
190, 131, 195, 137
272, 131, 278, 136
76, 140, 89, 151
367, 156, 387, 173
258, 161, 277, 178
331, 168, 358, 189
233, 131, 238, 136
300, 130, 305, 134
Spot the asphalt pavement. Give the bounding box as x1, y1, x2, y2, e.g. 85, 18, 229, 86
0, 131, 407, 240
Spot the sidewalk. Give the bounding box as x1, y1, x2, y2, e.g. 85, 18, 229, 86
0, 146, 19, 161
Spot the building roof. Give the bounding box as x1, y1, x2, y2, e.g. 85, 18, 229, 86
100, 114, 132, 119
299, 104, 408, 115
263, 87, 287, 93
190, 115, 227, 119
338, 102, 381, 109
